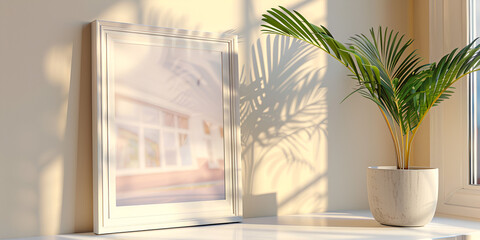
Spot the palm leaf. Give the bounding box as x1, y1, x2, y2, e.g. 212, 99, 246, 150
261, 6, 480, 168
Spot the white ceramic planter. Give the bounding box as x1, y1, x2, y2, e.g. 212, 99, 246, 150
367, 166, 438, 227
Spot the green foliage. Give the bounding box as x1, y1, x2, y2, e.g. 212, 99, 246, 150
262, 6, 480, 168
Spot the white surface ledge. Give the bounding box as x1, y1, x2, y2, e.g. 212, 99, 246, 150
8, 210, 480, 240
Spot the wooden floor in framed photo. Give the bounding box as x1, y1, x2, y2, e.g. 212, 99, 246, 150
92, 20, 241, 234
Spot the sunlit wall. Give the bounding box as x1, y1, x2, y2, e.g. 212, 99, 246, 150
0, 0, 410, 238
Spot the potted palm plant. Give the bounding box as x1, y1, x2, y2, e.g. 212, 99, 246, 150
261, 6, 480, 226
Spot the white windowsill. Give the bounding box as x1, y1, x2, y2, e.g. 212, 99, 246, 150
10, 210, 480, 240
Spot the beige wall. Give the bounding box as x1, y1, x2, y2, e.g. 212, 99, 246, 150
0, 0, 410, 238
411, 0, 431, 167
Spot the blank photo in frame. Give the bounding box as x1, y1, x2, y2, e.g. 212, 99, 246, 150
92, 20, 242, 234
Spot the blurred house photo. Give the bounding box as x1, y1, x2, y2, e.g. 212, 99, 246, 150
109, 39, 226, 206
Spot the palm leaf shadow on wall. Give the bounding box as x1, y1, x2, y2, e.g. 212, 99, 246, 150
240, 35, 328, 215
166, 34, 328, 216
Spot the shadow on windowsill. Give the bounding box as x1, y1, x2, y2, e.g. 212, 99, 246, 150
244, 214, 388, 228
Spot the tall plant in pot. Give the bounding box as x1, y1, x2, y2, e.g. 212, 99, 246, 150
261, 6, 480, 226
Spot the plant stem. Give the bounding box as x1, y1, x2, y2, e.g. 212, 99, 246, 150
404, 131, 410, 169
379, 107, 401, 166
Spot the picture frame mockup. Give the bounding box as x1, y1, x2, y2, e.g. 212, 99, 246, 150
91, 20, 242, 234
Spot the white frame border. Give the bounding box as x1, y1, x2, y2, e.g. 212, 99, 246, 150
91, 20, 242, 234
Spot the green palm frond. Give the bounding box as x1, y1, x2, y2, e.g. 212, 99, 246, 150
261, 6, 480, 169
401, 42, 480, 129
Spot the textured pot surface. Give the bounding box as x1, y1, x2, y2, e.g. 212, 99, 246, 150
367, 166, 438, 227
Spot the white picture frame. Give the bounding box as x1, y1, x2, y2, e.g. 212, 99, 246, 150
91, 20, 242, 234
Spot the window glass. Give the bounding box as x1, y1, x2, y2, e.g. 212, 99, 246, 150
142, 105, 159, 124
164, 112, 175, 127
116, 123, 139, 169
163, 131, 178, 166
145, 128, 161, 167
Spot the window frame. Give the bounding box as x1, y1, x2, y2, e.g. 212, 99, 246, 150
430, 0, 480, 217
